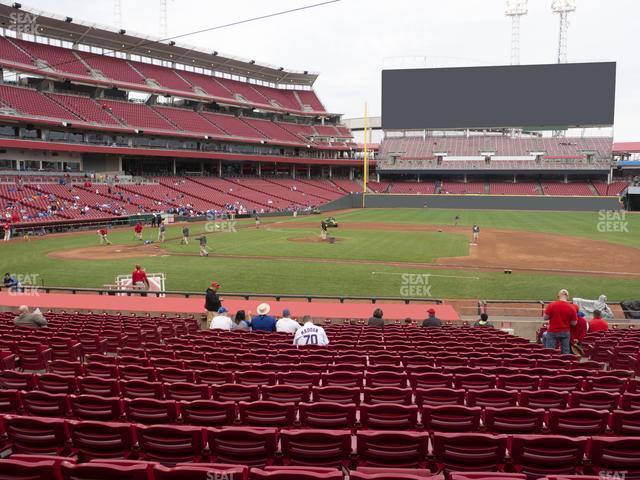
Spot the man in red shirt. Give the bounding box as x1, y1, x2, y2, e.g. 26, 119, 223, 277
131, 264, 150, 296
589, 309, 609, 333
98, 228, 112, 245
570, 311, 588, 355
543, 289, 578, 354
134, 222, 143, 240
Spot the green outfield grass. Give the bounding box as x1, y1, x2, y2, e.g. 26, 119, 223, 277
1, 208, 638, 300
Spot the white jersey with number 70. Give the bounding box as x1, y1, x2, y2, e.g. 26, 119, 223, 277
293, 323, 330, 346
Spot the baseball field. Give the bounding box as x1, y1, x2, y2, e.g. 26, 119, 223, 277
2, 208, 639, 301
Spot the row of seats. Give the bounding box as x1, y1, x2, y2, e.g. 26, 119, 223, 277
1, 37, 329, 115
2, 415, 639, 477
2, 390, 640, 435
5, 370, 640, 410
0, 457, 459, 480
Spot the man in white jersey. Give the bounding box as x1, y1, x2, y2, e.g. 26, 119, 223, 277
293, 316, 329, 347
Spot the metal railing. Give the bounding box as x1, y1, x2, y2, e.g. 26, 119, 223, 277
0, 285, 443, 305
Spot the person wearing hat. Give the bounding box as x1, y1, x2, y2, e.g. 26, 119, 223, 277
473, 313, 494, 328
252, 303, 277, 332
421, 308, 442, 328
276, 308, 301, 334
543, 288, 578, 354
210, 306, 233, 331
368, 308, 385, 327
204, 282, 222, 329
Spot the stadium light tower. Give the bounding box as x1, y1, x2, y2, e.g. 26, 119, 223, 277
505, 0, 528, 65
113, 0, 122, 29
552, 0, 577, 63
160, 0, 168, 38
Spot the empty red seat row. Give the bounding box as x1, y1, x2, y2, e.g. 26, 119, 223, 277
1, 416, 639, 477
3, 391, 640, 435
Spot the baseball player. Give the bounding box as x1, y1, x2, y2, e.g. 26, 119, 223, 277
181, 226, 190, 245
255, 214, 261, 229
472, 224, 480, 245
134, 222, 143, 240
3, 220, 11, 242
158, 221, 166, 243
454, 215, 460, 226
320, 221, 328, 240
293, 316, 330, 346
98, 228, 112, 245
199, 235, 209, 256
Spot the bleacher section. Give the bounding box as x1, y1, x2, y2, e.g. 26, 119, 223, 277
379, 136, 613, 162
0, 314, 639, 478
0, 37, 330, 115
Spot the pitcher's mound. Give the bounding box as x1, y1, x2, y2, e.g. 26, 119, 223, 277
288, 236, 344, 244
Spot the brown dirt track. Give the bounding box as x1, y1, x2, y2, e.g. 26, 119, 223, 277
48, 220, 640, 278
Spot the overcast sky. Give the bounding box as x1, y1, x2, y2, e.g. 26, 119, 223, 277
23, 0, 640, 140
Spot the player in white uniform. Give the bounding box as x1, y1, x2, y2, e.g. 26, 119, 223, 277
293, 316, 330, 347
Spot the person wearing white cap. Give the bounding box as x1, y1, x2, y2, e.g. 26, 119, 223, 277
251, 303, 277, 332
210, 306, 233, 331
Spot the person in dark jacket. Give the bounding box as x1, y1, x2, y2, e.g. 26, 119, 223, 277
473, 313, 494, 328
421, 308, 442, 328
204, 281, 222, 329
368, 308, 385, 327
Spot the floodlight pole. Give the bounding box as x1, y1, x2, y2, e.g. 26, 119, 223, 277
505, 0, 528, 65
160, 0, 168, 38
113, 0, 122, 29
552, 0, 577, 63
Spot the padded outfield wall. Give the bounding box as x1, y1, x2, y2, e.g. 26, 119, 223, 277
320, 194, 622, 212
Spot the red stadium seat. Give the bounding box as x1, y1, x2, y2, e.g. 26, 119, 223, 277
496, 374, 540, 391
298, 402, 357, 429
261, 385, 311, 403
179, 400, 236, 426
207, 427, 278, 467
311, 386, 361, 404
69, 420, 136, 461
120, 380, 165, 399
359, 403, 419, 430
610, 410, 640, 436
61, 461, 149, 480
280, 429, 352, 467
466, 389, 518, 408
0, 458, 61, 480
357, 430, 429, 468
568, 391, 620, 410
77, 376, 120, 397
36, 373, 77, 394
0, 389, 21, 414
3, 415, 70, 456
164, 382, 210, 401
483, 407, 545, 434
363, 387, 413, 405
431, 432, 507, 473
453, 374, 496, 390
252, 466, 343, 479
238, 401, 296, 428
410, 373, 453, 390
509, 435, 588, 479
136, 424, 205, 464
352, 468, 443, 480
519, 390, 569, 410
415, 388, 465, 407
588, 436, 640, 480
21, 390, 69, 417
124, 398, 179, 425
211, 384, 260, 403
69, 395, 123, 421
154, 463, 248, 479
547, 408, 609, 436
422, 405, 482, 432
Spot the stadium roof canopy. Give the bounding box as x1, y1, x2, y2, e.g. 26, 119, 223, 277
0, 1, 319, 86
613, 142, 640, 154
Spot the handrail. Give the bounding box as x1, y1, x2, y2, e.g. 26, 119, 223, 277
0, 285, 443, 305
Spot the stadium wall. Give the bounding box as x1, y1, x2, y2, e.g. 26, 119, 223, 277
320, 194, 621, 212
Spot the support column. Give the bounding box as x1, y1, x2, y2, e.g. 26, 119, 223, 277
464, 173, 467, 183
200, 160, 204, 174
257, 162, 261, 177
564, 174, 568, 183
172, 159, 176, 175
513, 174, 517, 183
291, 164, 296, 179
218, 160, 222, 177
39, 160, 43, 171
328, 165, 332, 179
349, 167, 354, 180
307, 165, 311, 179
